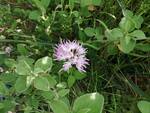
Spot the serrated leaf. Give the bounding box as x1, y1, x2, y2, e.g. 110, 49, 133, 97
34, 76, 49, 91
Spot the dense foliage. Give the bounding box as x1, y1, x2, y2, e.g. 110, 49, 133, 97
0, 0, 150, 113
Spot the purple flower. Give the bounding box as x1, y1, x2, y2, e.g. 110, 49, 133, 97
54, 40, 89, 72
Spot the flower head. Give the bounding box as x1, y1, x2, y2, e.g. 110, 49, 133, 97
54, 40, 88, 72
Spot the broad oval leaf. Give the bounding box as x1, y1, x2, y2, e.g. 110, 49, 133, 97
16, 60, 32, 75
118, 37, 136, 53
15, 76, 28, 93
50, 100, 70, 113
137, 101, 150, 113
81, 0, 101, 7
34, 56, 53, 73
130, 30, 146, 40
105, 28, 123, 41
73, 92, 104, 113
84, 27, 95, 37
34, 76, 50, 91
119, 17, 135, 32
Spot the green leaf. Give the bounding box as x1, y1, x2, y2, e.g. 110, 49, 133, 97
0, 100, 15, 113
41, 0, 51, 9
118, 37, 136, 53
34, 76, 50, 91
16, 58, 33, 75
0, 73, 17, 83
56, 82, 67, 89
29, 10, 41, 21
130, 30, 146, 40
0, 81, 7, 95
15, 76, 28, 93
17, 56, 34, 66
133, 15, 143, 29
125, 35, 132, 44
17, 44, 29, 56
34, 56, 53, 73
119, 17, 135, 32
73, 71, 86, 80
79, 29, 87, 41
46, 76, 57, 88
50, 100, 70, 113
0, 103, 4, 109
107, 44, 118, 55
135, 43, 150, 52
81, 0, 92, 7
68, 76, 76, 88
69, 0, 75, 9
77, 108, 90, 113
41, 90, 55, 100
58, 89, 70, 97
92, 0, 101, 6
123, 10, 133, 17
4, 58, 16, 68
32, 0, 46, 14
95, 27, 103, 40
137, 101, 150, 113
84, 27, 95, 37
80, 0, 101, 7
26, 76, 35, 87
73, 93, 104, 113
105, 28, 123, 41
24, 106, 32, 113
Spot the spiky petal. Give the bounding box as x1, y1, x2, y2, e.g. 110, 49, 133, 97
54, 40, 88, 72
